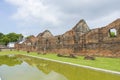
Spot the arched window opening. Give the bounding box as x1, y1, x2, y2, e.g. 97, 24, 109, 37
58, 37, 60, 43
109, 28, 117, 37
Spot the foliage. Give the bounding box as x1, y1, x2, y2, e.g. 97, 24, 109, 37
0, 33, 4, 38
0, 32, 23, 45
0, 33, 5, 45
6, 33, 23, 42
110, 32, 116, 37
1, 35, 10, 45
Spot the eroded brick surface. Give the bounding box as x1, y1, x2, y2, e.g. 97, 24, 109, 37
15, 19, 120, 57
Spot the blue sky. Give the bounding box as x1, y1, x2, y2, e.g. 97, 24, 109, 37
0, 0, 20, 35
0, 0, 120, 36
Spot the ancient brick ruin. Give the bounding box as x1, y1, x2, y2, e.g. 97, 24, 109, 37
15, 19, 120, 57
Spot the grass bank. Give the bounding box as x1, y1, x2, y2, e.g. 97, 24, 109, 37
0, 50, 120, 72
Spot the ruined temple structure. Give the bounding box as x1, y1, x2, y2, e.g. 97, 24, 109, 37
15, 18, 120, 57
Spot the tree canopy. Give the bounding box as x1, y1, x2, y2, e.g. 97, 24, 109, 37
0, 32, 23, 45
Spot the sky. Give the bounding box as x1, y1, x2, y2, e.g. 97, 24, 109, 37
0, 0, 120, 37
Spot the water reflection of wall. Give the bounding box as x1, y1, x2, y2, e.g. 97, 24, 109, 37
0, 55, 68, 80
22, 55, 120, 80
0, 55, 22, 66
1, 55, 119, 80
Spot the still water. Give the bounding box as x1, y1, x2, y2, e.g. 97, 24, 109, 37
0, 55, 120, 80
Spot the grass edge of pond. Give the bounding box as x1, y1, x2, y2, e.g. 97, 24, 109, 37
0, 50, 120, 72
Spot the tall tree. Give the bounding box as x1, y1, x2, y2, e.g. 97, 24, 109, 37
0, 33, 4, 45
0, 32, 23, 45
0, 33, 4, 38
1, 35, 10, 45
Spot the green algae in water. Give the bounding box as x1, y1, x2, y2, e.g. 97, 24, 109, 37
0, 55, 120, 80
0, 55, 67, 80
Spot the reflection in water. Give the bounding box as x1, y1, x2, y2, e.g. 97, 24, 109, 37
0, 55, 120, 80
42, 71, 68, 80
0, 55, 68, 80
0, 55, 22, 66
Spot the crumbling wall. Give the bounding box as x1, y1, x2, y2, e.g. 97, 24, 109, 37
82, 19, 120, 57
15, 19, 120, 57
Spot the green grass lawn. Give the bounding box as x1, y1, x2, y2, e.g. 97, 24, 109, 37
0, 50, 120, 72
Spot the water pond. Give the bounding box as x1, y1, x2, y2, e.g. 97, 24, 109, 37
0, 54, 120, 80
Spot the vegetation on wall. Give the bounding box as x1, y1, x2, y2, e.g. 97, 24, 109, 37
109, 29, 117, 37
110, 32, 116, 37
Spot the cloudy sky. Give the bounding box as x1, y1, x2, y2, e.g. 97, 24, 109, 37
0, 0, 120, 36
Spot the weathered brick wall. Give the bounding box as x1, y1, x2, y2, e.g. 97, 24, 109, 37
81, 19, 120, 57
15, 35, 37, 52
15, 19, 120, 57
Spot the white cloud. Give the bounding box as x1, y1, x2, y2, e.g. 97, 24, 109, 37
87, 11, 120, 29
4, 0, 120, 36
5, 0, 61, 25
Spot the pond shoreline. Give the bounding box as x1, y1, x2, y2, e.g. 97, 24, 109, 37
22, 54, 120, 75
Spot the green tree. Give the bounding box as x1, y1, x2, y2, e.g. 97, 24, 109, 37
0, 33, 4, 45
110, 32, 116, 37
1, 36, 10, 45
0, 33, 4, 38
6, 33, 23, 42
0, 32, 23, 45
